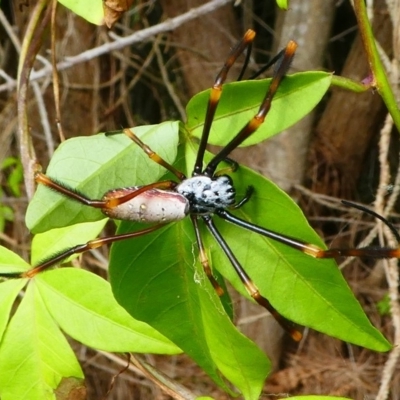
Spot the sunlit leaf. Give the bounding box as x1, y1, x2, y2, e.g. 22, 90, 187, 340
206, 165, 390, 351
109, 218, 270, 398
0, 280, 26, 342
31, 219, 108, 265
58, 0, 104, 25
0, 283, 83, 400
26, 122, 180, 233
0, 245, 30, 275
36, 268, 180, 354
186, 72, 331, 147
276, 0, 288, 9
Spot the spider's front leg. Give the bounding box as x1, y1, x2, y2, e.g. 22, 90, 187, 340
2, 167, 186, 279
34, 166, 184, 223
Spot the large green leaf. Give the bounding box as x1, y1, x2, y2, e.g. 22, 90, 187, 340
0, 279, 27, 342
108, 139, 390, 388
109, 218, 270, 399
186, 139, 389, 351
0, 283, 83, 400
107, 138, 389, 398
31, 219, 108, 265
36, 268, 180, 354
186, 72, 331, 147
26, 122, 180, 233
0, 245, 30, 275
205, 165, 389, 351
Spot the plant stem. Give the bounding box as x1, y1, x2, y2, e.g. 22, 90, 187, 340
353, 0, 400, 133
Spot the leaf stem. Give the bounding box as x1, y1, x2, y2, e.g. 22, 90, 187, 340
353, 0, 400, 132
331, 75, 369, 93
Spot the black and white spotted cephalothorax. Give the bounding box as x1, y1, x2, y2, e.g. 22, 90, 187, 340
176, 175, 236, 214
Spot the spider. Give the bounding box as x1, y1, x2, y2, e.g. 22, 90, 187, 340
4, 30, 398, 342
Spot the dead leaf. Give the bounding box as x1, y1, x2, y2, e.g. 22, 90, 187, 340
103, 0, 135, 28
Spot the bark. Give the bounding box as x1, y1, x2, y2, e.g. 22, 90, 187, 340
309, 0, 392, 198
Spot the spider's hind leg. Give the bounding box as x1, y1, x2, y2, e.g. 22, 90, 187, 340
191, 216, 224, 296
203, 215, 303, 341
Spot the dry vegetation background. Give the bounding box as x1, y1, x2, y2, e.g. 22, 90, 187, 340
0, 0, 400, 399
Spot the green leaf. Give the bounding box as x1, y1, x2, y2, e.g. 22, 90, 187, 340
31, 219, 108, 265
58, 0, 104, 25
208, 165, 390, 351
109, 218, 270, 399
26, 122, 180, 233
289, 397, 352, 400
109, 136, 389, 373
36, 268, 180, 354
276, 0, 288, 9
0, 245, 30, 275
1, 157, 23, 197
0, 280, 26, 342
377, 294, 390, 316
0, 282, 83, 400
186, 72, 332, 147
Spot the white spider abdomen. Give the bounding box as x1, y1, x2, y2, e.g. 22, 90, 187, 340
102, 187, 189, 223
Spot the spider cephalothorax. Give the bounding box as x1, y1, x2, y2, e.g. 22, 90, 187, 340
176, 175, 236, 214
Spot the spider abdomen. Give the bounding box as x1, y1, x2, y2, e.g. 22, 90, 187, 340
176, 175, 236, 214
102, 187, 189, 223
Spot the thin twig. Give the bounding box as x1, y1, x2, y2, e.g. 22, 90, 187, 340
0, 0, 232, 93
106, 36, 157, 120
375, 43, 400, 400
354, 0, 400, 133
375, 113, 400, 400
2, 3, 55, 159
50, 0, 65, 143
97, 351, 197, 400
154, 36, 186, 120
374, 3, 400, 395
17, 0, 51, 199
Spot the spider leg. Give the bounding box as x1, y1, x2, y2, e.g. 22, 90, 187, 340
342, 200, 400, 242
191, 215, 224, 296
35, 171, 106, 208
193, 29, 257, 175
248, 47, 288, 80
121, 128, 186, 181
202, 215, 302, 341
213, 157, 239, 176
236, 39, 252, 81
217, 209, 400, 259
204, 40, 297, 176
35, 170, 177, 210
230, 186, 254, 209
1, 225, 165, 279
101, 181, 178, 209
